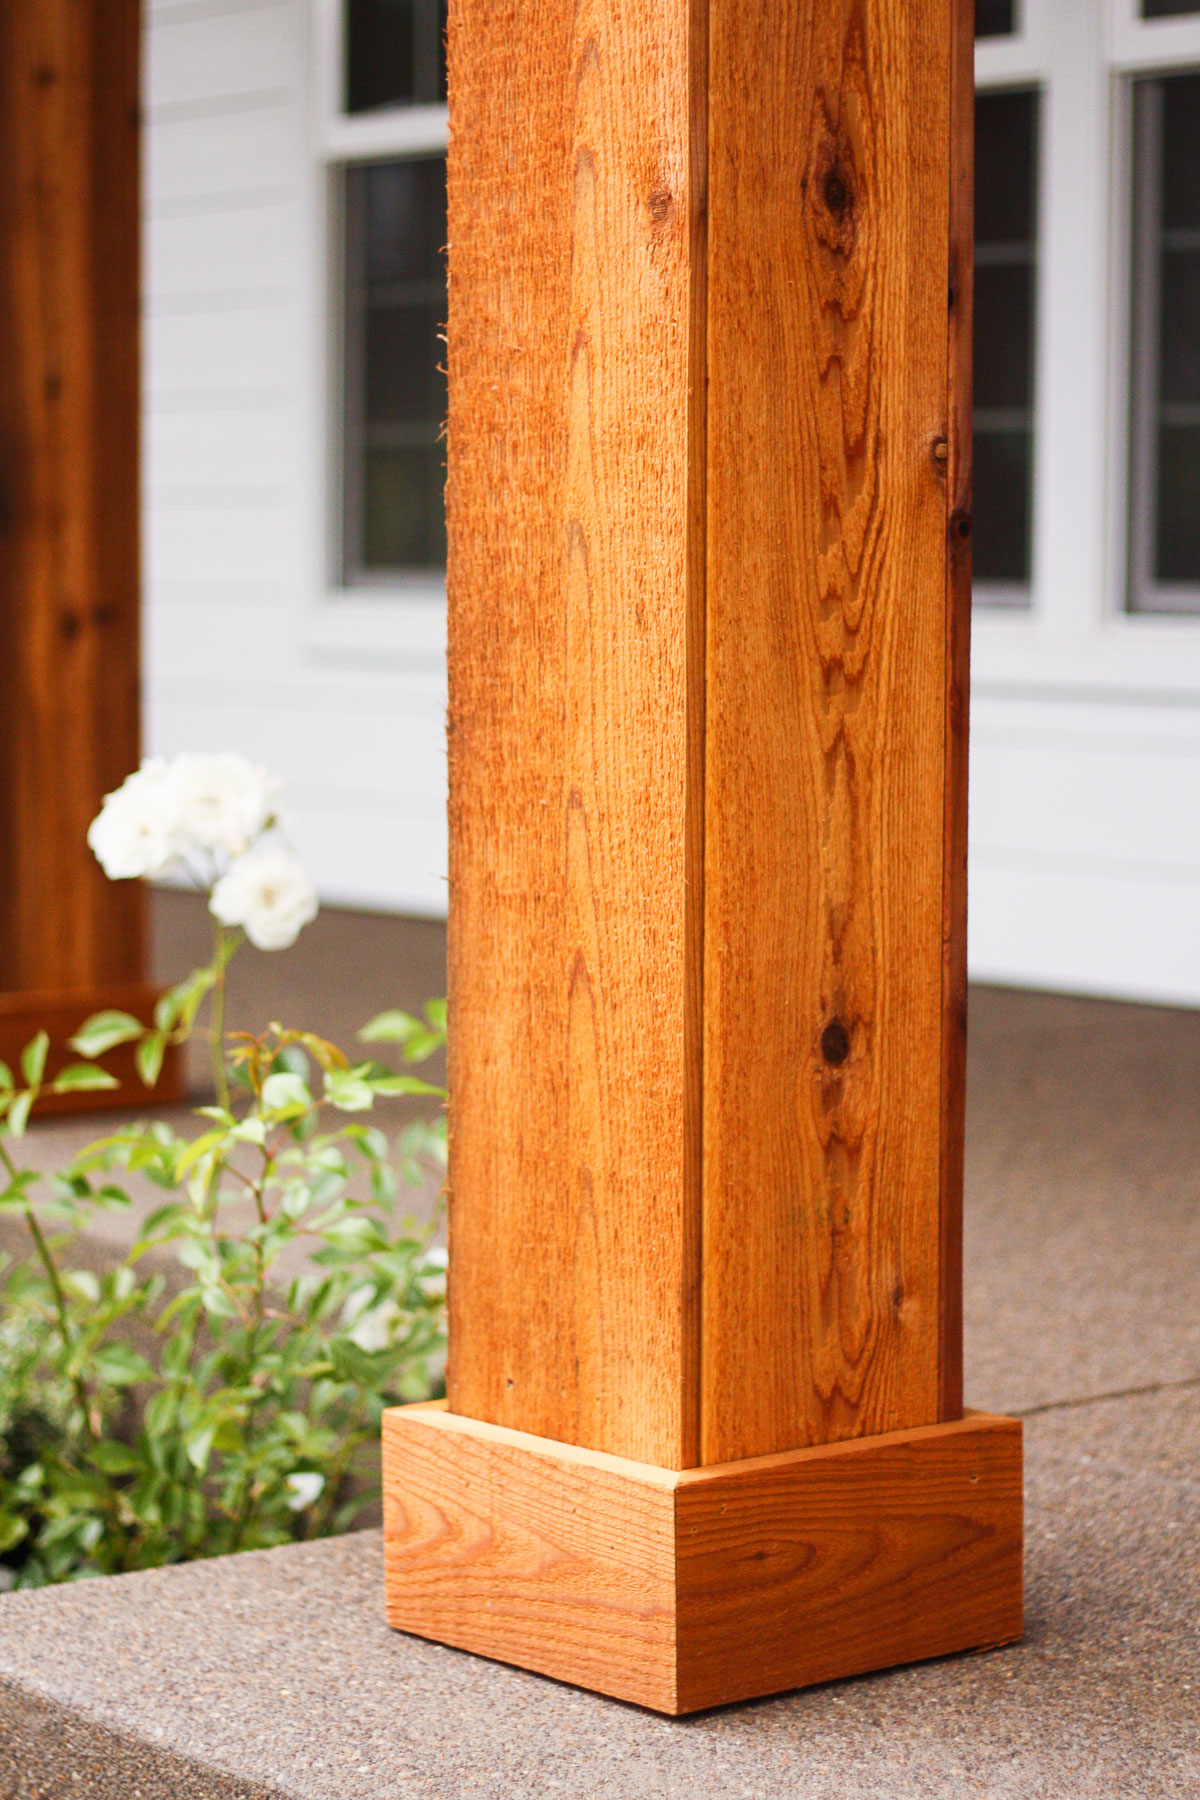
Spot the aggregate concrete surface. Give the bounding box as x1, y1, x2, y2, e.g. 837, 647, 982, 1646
0, 977, 1198, 1798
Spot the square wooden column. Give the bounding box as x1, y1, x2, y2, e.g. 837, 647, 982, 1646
0, 0, 180, 1108
384, 0, 1022, 1712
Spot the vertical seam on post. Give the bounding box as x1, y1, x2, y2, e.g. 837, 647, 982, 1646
939, 0, 972, 1422
685, 0, 710, 1471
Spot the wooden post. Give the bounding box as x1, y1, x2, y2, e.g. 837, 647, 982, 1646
0, 0, 180, 1108
383, 0, 1022, 1712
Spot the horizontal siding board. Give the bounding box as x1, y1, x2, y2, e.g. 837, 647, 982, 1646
146, 3, 301, 110
146, 504, 305, 584
147, 690, 447, 794
147, 203, 295, 298
147, 107, 295, 202
284, 805, 448, 915
970, 859, 1200, 1005
148, 202, 296, 299
147, 306, 297, 392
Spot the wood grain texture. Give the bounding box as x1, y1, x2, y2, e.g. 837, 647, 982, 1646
938, 0, 975, 1423
0, 986, 184, 1115
699, 0, 969, 1460
674, 1411, 1022, 1711
383, 1403, 680, 1713
0, 0, 145, 997
444, 0, 706, 1466
383, 1403, 1023, 1715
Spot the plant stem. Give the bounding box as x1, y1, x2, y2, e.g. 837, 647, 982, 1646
210, 919, 231, 1112
1, 1140, 101, 1446
308, 1404, 370, 1540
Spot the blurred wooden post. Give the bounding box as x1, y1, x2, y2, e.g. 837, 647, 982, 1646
0, 0, 179, 1108
384, 0, 1023, 1713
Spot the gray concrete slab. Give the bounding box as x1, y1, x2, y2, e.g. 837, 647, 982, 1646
1, 1382, 1197, 1799
965, 985, 1200, 1414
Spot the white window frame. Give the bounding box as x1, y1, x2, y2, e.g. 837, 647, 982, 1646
302, 0, 449, 664
1118, 57, 1200, 615
972, 36, 1049, 610
972, 0, 1200, 704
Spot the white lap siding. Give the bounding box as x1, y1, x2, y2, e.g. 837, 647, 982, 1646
144, 0, 447, 917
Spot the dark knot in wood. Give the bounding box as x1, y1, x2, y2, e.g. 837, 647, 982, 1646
823, 169, 850, 217
647, 184, 674, 226
821, 1019, 851, 1067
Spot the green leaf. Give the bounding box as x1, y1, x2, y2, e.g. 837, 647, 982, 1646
0, 1512, 29, 1556
174, 1130, 226, 1183
200, 1284, 238, 1320
69, 1011, 145, 1058
20, 1032, 49, 1087
90, 1344, 155, 1387
185, 1425, 216, 1474
50, 1063, 120, 1095
136, 1032, 168, 1088
62, 1269, 101, 1304
89, 1440, 140, 1476
95, 1183, 132, 1210
154, 966, 216, 1034
424, 998, 447, 1033
262, 1072, 312, 1113
359, 1010, 421, 1045
0, 1060, 12, 1091
7, 1091, 33, 1138
324, 1070, 375, 1113
370, 1074, 444, 1098
321, 1216, 390, 1255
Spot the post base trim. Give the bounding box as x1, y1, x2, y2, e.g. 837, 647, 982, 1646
383, 1403, 1023, 1714
0, 984, 185, 1114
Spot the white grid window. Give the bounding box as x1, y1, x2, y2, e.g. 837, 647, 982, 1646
317, 0, 449, 598
1126, 69, 1200, 612
973, 85, 1040, 604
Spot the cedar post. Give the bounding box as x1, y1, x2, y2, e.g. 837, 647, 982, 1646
0, 0, 179, 1108
383, 0, 1023, 1713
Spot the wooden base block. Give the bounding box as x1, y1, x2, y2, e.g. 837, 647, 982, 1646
383, 1404, 1023, 1714
0, 985, 185, 1116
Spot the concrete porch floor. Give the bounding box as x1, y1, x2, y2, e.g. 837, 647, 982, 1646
1, 898, 1198, 1796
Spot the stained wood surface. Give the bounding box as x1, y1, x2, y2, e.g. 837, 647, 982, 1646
674, 1410, 1022, 1711
0, 0, 145, 998
384, 1403, 680, 1713
444, 0, 706, 1466
383, 1403, 1023, 1715
445, 0, 971, 1468
939, 0, 975, 1423
699, 0, 970, 1460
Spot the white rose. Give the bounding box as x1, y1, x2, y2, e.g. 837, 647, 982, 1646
285, 1471, 325, 1512
170, 753, 282, 858
348, 1298, 402, 1353
87, 760, 181, 880
209, 841, 318, 951
418, 1246, 448, 1301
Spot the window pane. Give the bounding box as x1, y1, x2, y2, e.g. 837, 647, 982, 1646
1128, 74, 1200, 610
973, 89, 1039, 600
1142, 1, 1200, 17
343, 158, 448, 580
976, 0, 1016, 36
973, 434, 1033, 584
346, 0, 448, 113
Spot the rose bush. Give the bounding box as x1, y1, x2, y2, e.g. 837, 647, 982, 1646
0, 757, 446, 1588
